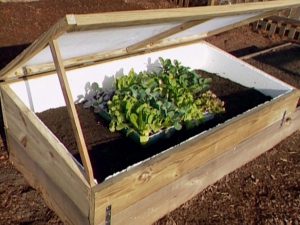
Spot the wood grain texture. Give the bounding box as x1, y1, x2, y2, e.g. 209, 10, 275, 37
92, 90, 299, 225
17, 48, 127, 78
2, 0, 299, 80
126, 19, 208, 53
49, 39, 95, 186
10, 11, 276, 78
151, 11, 276, 50
7, 131, 90, 225
208, 0, 216, 6
1, 0, 299, 81
239, 42, 292, 60
72, 0, 300, 29
0, 84, 91, 223
108, 109, 300, 225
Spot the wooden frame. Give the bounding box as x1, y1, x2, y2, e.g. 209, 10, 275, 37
253, 14, 300, 41
1, 0, 300, 81
10, 10, 275, 78
1, 78, 299, 225
90, 89, 299, 225
1, 1, 300, 225
49, 39, 95, 186
0, 85, 91, 224
102, 108, 300, 225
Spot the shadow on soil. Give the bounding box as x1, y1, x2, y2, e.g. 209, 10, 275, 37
252, 45, 300, 78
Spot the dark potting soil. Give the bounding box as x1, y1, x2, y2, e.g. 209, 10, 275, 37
37, 72, 271, 182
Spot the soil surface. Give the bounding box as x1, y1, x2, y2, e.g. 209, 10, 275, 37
0, 1, 300, 225
37, 72, 270, 182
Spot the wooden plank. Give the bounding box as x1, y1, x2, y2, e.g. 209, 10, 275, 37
288, 7, 300, 19
126, 20, 208, 53
155, 10, 277, 47
15, 48, 127, 79
268, 22, 277, 36
7, 131, 90, 225
279, 24, 287, 36
251, 20, 260, 31
288, 28, 297, 39
179, 0, 184, 7
72, 0, 300, 30
260, 19, 269, 30
184, 0, 189, 7
268, 15, 300, 26
92, 90, 299, 225
208, 0, 216, 5
108, 109, 300, 225
49, 39, 95, 187
12, 11, 277, 79
0, 17, 70, 81
1, 1, 300, 82
239, 42, 292, 60
0, 85, 90, 221
2, 1, 300, 81
169, 11, 277, 44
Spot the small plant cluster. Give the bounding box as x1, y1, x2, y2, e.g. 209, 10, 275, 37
84, 58, 225, 144
79, 82, 114, 113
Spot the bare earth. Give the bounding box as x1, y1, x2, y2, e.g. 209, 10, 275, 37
0, 1, 299, 225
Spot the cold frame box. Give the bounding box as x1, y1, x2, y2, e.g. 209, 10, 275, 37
1, 2, 300, 225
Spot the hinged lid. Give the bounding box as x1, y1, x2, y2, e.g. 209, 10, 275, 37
1, 0, 299, 81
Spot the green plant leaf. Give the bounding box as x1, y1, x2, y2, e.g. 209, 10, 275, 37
100, 57, 225, 144
140, 135, 149, 145
129, 113, 139, 129
174, 122, 182, 130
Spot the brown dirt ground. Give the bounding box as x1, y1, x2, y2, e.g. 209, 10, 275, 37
0, 1, 299, 225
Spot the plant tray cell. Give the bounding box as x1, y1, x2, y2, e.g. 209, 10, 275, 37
97, 108, 214, 145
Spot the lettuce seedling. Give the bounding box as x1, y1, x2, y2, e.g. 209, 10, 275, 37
86, 58, 225, 144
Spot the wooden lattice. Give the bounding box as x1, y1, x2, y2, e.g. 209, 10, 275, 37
253, 7, 300, 41
170, 0, 190, 7
205, 0, 300, 42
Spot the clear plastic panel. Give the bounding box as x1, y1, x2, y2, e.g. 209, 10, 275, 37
25, 22, 181, 66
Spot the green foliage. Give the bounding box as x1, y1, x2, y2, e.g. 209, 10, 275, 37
106, 58, 225, 144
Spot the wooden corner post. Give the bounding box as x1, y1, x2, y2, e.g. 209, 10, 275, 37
49, 39, 95, 187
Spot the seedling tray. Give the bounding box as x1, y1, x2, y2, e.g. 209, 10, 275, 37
98, 108, 214, 145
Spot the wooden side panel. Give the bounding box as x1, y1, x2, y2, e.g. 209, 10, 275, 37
0, 85, 91, 225
49, 39, 95, 186
92, 90, 299, 225
7, 132, 89, 225
109, 109, 300, 225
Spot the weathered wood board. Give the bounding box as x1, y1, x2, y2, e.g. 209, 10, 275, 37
0, 85, 91, 225
1, 1, 300, 225
91, 90, 299, 225
106, 109, 300, 225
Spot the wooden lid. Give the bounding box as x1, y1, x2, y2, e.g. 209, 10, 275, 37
1, 0, 299, 81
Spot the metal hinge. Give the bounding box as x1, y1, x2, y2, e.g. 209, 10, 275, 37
105, 205, 112, 225
280, 110, 287, 127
